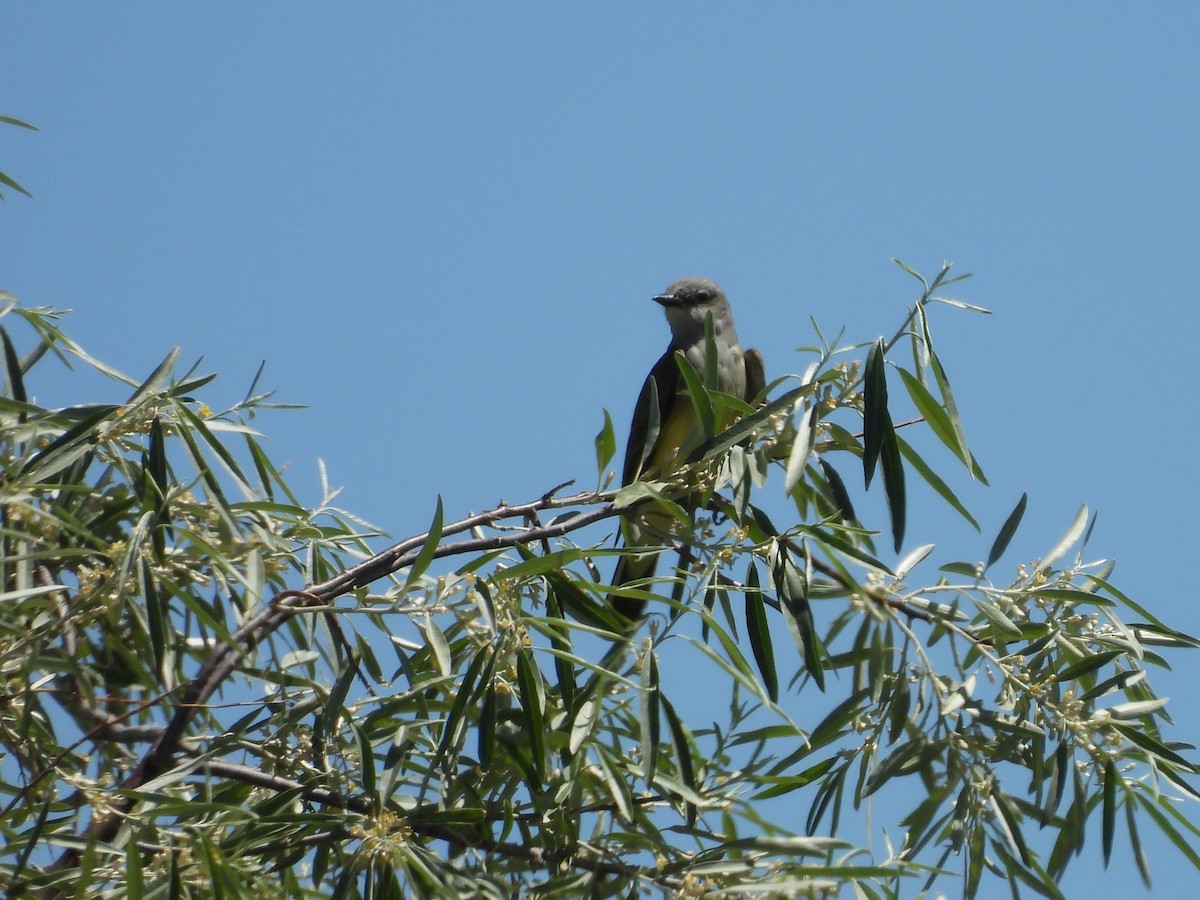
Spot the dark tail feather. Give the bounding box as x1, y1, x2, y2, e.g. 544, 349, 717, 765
610, 550, 659, 621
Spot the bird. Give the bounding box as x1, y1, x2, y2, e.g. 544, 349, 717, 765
610, 277, 764, 620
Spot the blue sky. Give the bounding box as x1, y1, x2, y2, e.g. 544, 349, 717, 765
4, 5, 1199, 894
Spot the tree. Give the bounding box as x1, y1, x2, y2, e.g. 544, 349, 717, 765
1, 265, 1197, 899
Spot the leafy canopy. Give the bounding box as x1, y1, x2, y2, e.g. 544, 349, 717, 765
0, 264, 1197, 899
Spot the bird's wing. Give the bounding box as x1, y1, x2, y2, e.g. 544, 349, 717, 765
744, 348, 766, 404
622, 348, 684, 485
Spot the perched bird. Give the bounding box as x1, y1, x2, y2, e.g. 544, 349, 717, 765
611, 277, 764, 620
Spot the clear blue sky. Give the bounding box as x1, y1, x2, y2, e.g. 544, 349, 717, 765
4, 5, 1199, 894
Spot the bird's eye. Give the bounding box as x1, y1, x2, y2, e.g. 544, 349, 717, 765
694, 290, 711, 302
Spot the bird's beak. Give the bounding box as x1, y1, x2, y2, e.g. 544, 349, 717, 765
653, 292, 682, 308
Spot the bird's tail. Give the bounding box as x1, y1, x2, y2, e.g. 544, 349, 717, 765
609, 546, 660, 621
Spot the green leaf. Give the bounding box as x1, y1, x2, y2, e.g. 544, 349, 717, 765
896, 434, 980, 530
1112, 723, 1195, 768
639, 646, 661, 787
17, 403, 119, 480
862, 338, 888, 489
784, 403, 816, 496
674, 348, 716, 439
353, 720, 377, 802
568, 698, 598, 756
987, 493, 1028, 571
594, 408, 616, 478
660, 692, 698, 827
0, 327, 27, 411
744, 563, 778, 703
896, 366, 964, 463
320, 659, 359, 744
1102, 759, 1117, 865
1135, 794, 1200, 877
0, 169, 32, 199
637, 374, 662, 476
1126, 801, 1152, 888
818, 459, 857, 524
404, 495, 444, 591
141, 559, 167, 679
437, 646, 494, 762
992, 791, 1031, 866
1036, 504, 1089, 575
125, 345, 180, 407
515, 650, 545, 780
691, 374, 816, 464
929, 350, 985, 482
752, 757, 838, 800
880, 412, 906, 553
478, 680, 497, 767
772, 546, 823, 690
1055, 650, 1121, 684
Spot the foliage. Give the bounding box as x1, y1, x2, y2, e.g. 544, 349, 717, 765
0, 266, 1197, 899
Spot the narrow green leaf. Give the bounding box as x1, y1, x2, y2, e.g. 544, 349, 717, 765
784, 403, 816, 496
976, 600, 1024, 638
141, 560, 167, 679
1055, 650, 1121, 684
1102, 759, 1117, 865
515, 650, 545, 780
404, 495, 444, 591
1139, 795, 1200, 872
320, 659, 358, 743
1107, 698, 1169, 721
353, 720, 377, 801
1036, 504, 1089, 575
437, 647, 494, 761
478, 681, 497, 767
17, 404, 118, 479
0, 169, 32, 198
987, 493, 1028, 570
126, 834, 144, 900
862, 339, 888, 489
992, 792, 1031, 866
674, 348, 715, 439
639, 646, 661, 787
818, 459, 857, 524
744, 563, 778, 703
880, 414, 906, 553
896, 434, 980, 530
690, 380, 812, 465
772, 547, 823, 690
125, 345, 180, 407
660, 692, 698, 826
896, 367, 963, 460
568, 698, 598, 756
423, 616, 452, 677
887, 676, 911, 745
0, 327, 27, 411
594, 408, 616, 478
753, 758, 838, 799
1112, 723, 1195, 768
966, 818, 985, 898
929, 351, 986, 481
548, 569, 628, 632
1126, 801, 1152, 887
